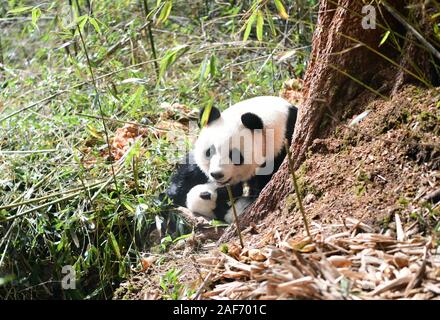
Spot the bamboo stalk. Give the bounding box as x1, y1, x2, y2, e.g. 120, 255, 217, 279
77, 25, 122, 204
226, 185, 245, 248
141, 0, 159, 78
0, 149, 57, 155
0, 32, 3, 67
4, 193, 79, 222
284, 141, 311, 238
0, 180, 104, 210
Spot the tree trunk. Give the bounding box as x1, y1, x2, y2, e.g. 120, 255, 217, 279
220, 0, 438, 242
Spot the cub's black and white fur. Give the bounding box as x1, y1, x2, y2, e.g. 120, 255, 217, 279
195, 96, 297, 196
186, 182, 253, 223
162, 152, 209, 207
162, 152, 243, 221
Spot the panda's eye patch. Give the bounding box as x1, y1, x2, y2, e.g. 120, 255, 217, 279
229, 148, 244, 165
200, 191, 211, 200
205, 145, 215, 159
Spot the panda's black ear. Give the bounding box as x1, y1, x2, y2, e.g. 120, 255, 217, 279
241, 113, 264, 130
198, 107, 221, 128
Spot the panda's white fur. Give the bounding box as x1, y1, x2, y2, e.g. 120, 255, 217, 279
223, 197, 253, 224
186, 182, 253, 223
194, 96, 293, 187
185, 183, 218, 219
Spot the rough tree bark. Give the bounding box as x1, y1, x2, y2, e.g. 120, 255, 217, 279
220, 0, 438, 242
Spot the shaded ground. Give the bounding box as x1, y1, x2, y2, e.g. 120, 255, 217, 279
115, 85, 439, 300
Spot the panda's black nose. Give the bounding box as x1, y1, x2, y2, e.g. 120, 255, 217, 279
210, 171, 224, 180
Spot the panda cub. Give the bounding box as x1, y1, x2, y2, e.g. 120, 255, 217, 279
162, 151, 244, 221
162, 151, 209, 208
194, 96, 298, 196
186, 182, 253, 223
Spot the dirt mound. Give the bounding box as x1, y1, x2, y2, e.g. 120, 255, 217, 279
115, 86, 439, 300
253, 85, 439, 247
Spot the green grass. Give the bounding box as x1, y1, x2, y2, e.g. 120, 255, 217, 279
0, 0, 317, 299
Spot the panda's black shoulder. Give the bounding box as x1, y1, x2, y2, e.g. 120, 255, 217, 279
162, 152, 208, 207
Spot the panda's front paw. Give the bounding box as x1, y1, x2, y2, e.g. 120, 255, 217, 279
224, 212, 233, 224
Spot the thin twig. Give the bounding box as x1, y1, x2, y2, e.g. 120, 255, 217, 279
284, 141, 311, 238
141, 0, 159, 78
3, 193, 79, 222
77, 24, 122, 204
0, 149, 57, 155
226, 185, 245, 248
0, 180, 104, 210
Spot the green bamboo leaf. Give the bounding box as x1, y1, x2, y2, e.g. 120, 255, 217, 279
31, 7, 41, 31
76, 15, 89, 34
198, 55, 209, 83
200, 99, 213, 128
157, 0, 172, 25
266, 8, 277, 36
88, 17, 101, 35
158, 44, 189, 82
431, 12, 440, 19
379, 30, 390, 46
7, 6, 33, 15
274, 0, 289, 20
256, 10, 264, 41
243, 11, 257, 41
109, 232, 122, 260
209, 55, 217, 77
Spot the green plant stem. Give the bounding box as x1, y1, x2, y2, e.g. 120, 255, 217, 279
0, 180, 104, 210
0, 32, 4, 67
327, 63, 389, 100
4, 193, 79, 222
226, 185, 245, 248
77, 25, 122, 205
284, 141, 311, 238
132, 156, 140, 194
142, 0, 159, 78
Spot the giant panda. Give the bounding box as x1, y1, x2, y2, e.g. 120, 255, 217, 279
186, 182, 254, 223
194, 96, 297, 196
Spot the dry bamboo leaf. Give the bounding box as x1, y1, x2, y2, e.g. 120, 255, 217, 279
395, 213, 406, 242
222, 253, 252, 273
404, 247, 427, 296
228, 243, 242, 260
423, 283, 440, 295
345, 218, 375, 233
222, 271, 249, 279
368, 275, 412, 296
328, 255, 352, 268
393, 252, 410, 268
339, 269, 372, 281
286, 236, 312, 250
300, 243, 316, 253
248, 249, 267, 262
276, 276, 314, 289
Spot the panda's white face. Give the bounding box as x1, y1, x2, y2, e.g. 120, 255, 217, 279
194, 96, 291, 186
185, 183, 218, 219
194, 125, 264, 186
